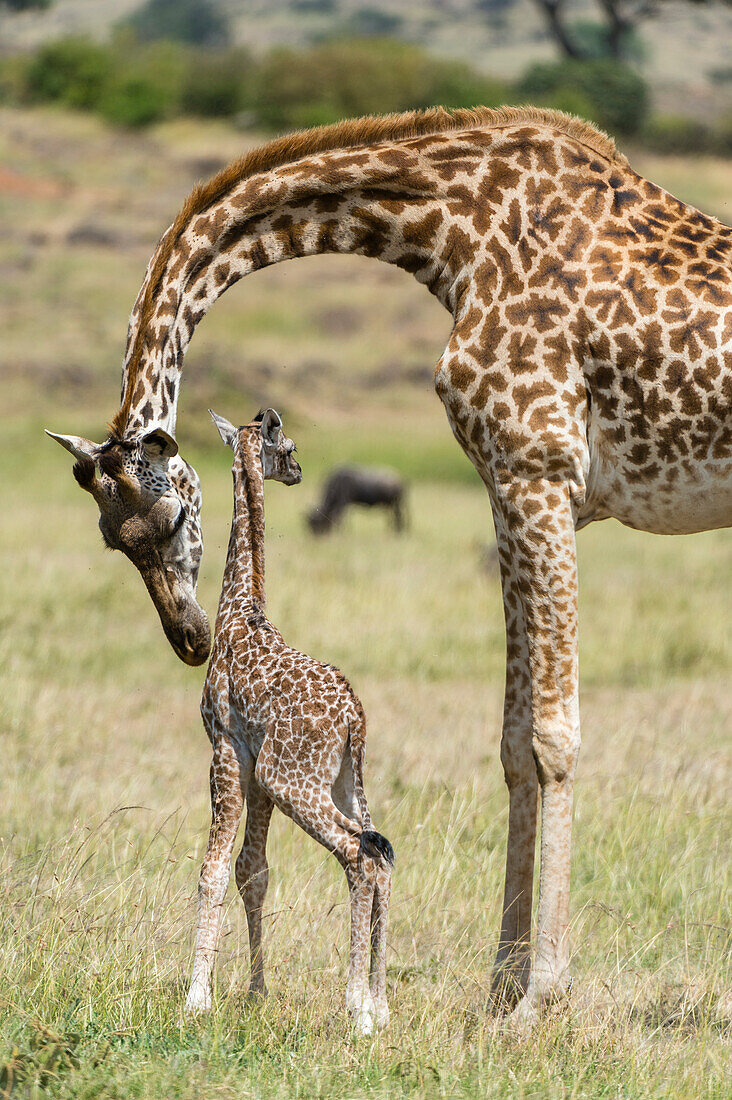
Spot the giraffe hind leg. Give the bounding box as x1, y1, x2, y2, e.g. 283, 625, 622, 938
369, 860, 392, 1029
489, 509, 537, 1012
493, 476, 581, 1026
255, 735, 390, 1034
235, 778, 274, 1001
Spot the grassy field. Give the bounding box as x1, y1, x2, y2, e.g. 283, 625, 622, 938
0, 107, 731, 1097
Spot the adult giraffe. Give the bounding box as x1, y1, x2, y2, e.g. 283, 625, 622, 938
48, 106, 732, 1022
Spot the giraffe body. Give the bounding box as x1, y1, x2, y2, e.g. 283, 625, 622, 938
185, 410, 393, 1033
49, 107, 731, 1021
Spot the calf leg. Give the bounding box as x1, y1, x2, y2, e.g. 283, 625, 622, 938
256, 737, 386, 1034
345, 853, 379, 1034
369, 861, 392, 1028
235, 779, 274, 999
185, 735, 251, 1013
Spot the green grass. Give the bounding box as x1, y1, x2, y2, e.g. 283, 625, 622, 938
0, 106, 730, 1097
1, 419, 730, 1098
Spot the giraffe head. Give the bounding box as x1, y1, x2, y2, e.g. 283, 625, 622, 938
209, 408, 302, 485
45, 427, 211, 666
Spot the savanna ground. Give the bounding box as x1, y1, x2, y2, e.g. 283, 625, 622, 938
0, 106, 730, 1097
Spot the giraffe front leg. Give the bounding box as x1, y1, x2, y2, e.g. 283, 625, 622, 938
235, 779, 274, 1002
185, 736, 249, 1014
493, 475, 581, 1026
490, 516, 537, 1009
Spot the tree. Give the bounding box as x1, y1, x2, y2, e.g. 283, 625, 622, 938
0, 0, 53, 9
123, 0, 229, 48
531, 0, 730, 62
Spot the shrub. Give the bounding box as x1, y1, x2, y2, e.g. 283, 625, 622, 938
517, 59, 649, 135
181, 48, 251, 118
642, 115, 712, 155
567, 19, 644, 63
246, 38, 508, 132
711, 115, 732, 156
424, 58, 507, 112
23, 37, 109, 109
123, 0, 229, 47
98, 42, 187, 127
0, 52, 31, 104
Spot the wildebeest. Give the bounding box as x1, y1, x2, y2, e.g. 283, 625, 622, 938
307, 466, 406, 534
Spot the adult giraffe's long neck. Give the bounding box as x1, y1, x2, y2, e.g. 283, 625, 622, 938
222, 434, 266, 613
112, 126, 461, 438
111, 106, 624, 440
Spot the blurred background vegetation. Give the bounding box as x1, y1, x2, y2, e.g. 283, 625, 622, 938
0, 0, 731, 151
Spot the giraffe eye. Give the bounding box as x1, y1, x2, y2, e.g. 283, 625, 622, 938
150, 496, 186, 540
98, 515, 120, 550
169, 505, 186, 537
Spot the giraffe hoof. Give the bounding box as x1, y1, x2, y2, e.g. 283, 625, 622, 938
244, 984, 268, 1007
348, 992, 376, 1037
503, 994, 539, 1034
352, 1009, 375, 1037
489, 967, 529, 1014
184, 984, 212, 1014
502, 974, 574, 1031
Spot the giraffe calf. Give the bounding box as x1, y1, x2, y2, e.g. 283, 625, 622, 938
185, 408, 394, 1034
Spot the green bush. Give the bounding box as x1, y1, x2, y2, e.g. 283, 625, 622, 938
123, 0, 229, 47
246, 38, 508, 131
711, 115, 732, 156
567, 19, 644, 63
424, 57, 506, 112
641, 114, 732, 156
516, 59, 648, 135
16, 32, 707, 149
98, 42, 187, 127
181, 48, 251, 118
642, 115, 712, 155
23, 36, 109, 109
0, 52, 31, 104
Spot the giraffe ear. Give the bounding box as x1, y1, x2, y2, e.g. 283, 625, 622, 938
260, 408, 282, 448
142, 428, 178, 460
209, 409, 237, 449
45, 429, 100, 462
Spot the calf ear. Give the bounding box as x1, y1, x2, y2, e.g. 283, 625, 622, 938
260, 408, 282, 448
142, 428, 178, 460
209, 409, 237, 449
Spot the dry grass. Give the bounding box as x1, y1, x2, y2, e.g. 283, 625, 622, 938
0, 106, 730, 1097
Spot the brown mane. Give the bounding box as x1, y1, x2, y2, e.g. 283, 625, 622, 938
113, 105, 624, 437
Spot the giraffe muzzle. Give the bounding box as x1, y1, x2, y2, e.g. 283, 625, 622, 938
139, 560, 211, 666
